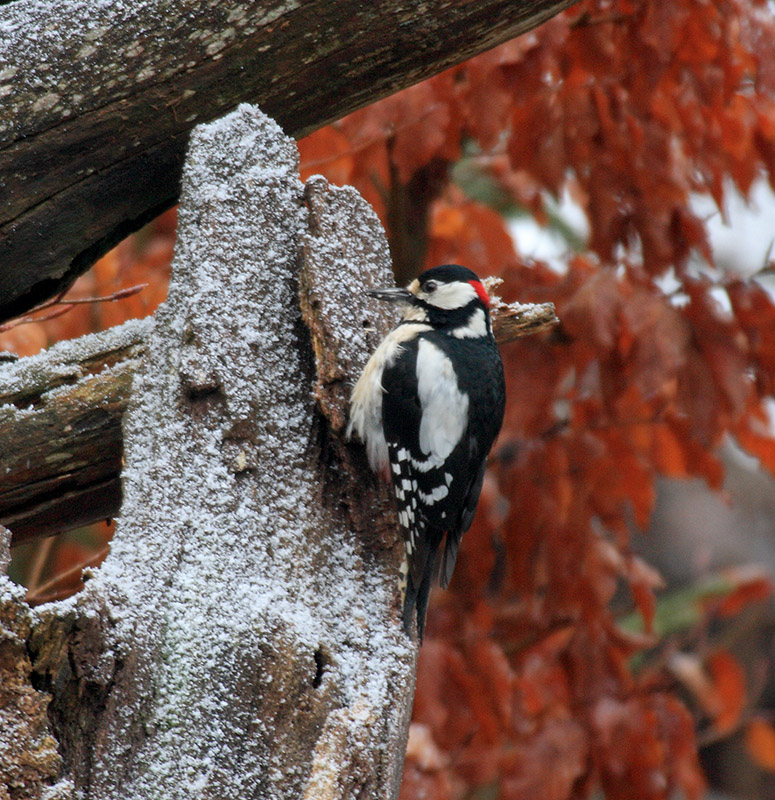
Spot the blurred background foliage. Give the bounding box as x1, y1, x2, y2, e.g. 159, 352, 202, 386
4, 0, 775, 797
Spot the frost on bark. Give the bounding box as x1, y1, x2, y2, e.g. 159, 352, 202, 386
0, 527, 64, 798
4, 105, 417, 799
0, 319, 150, 544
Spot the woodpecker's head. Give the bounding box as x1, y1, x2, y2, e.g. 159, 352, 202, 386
367, 264, 492, 335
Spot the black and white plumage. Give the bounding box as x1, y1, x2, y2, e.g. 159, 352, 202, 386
347, 264, 506, 639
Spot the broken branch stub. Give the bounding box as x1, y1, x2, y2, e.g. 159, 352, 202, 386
300, 174, 399, 433
484, 277, 558, 343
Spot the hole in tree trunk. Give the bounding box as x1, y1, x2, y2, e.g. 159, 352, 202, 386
312, 646, 329, 688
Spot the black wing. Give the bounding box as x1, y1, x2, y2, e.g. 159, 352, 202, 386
382, 331, 505, 639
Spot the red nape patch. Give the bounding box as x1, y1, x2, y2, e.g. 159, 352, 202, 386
469, 280, 490, 307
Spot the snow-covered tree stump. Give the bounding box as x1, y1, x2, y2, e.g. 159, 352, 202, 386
6, 105, 417, 800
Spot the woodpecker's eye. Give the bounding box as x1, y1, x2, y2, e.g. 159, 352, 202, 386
422, 280, 438, 293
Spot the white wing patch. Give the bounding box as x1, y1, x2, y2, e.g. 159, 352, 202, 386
416, 338, 469, 461
417, 484, 449, 505
410, 455, 443, 472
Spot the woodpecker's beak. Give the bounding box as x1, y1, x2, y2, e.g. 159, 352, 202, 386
365, 287, 415, 304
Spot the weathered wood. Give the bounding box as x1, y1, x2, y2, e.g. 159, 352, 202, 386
0, 0, 576, 322
0, 526, 63, 797
0, 319, 149, 544
0, 299, 555, 546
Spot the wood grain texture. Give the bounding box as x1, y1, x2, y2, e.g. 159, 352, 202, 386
0, 322, 148, 544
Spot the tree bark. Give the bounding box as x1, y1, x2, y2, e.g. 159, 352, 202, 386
0, 0, 576, 323
0, 525, 64, 798
0, 294, 555, 547
0, 320, 149, 545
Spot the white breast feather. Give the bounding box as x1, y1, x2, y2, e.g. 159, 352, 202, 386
416, 339, 469, 461
348, 323, 431, 472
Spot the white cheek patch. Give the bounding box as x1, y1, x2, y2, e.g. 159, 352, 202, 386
421, 281, 477, 310
416, 339, 468, 460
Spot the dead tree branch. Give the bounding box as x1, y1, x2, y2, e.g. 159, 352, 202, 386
0, 0, 575, 322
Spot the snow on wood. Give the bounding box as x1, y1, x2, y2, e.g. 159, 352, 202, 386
0, 526, 66, 798
300, 174, 401, 433
0, 319, 149, 542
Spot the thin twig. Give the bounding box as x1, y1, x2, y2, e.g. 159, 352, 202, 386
0, 283, 148, 333
25, 536, 55, 596
25, 544, 110, 606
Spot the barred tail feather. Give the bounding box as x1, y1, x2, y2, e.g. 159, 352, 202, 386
414, 569, 434, 641
402, 574, 418, 638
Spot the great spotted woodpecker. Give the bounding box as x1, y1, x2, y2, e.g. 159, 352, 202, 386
348, 264, 506, 639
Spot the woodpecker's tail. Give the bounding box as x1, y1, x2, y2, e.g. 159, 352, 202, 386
403, 568, 434, 641
402, 529, 451, 640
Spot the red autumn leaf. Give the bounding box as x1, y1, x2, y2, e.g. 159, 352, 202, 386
627, 556, 665, 633
383, 74, 462, 183
560, 270, 622, 351
651, 423, 689, 478
745, 717, 775, 772
733, 407, 775, 473
715, 565, 773, 617
500, 716, 588, 800
592, 694, 704, 800
707, 650, 747, 735
459, 39, 533, 151
298, 124, 356, 185
427, 194, 519, 277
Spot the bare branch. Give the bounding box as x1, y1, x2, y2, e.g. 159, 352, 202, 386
0, 284, 147, 332
0, 0, 576, 322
